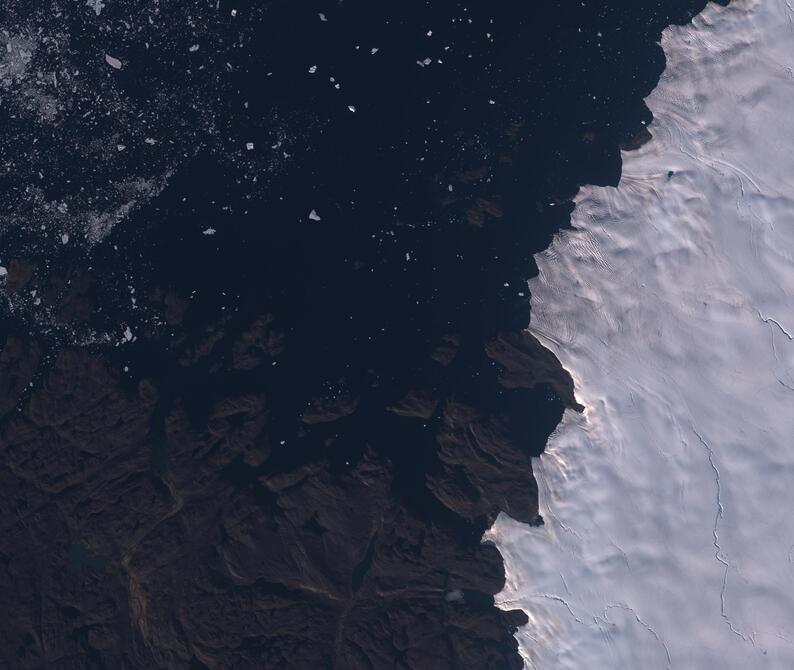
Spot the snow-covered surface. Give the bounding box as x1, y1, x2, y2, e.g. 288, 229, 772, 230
486, 0, 794, 667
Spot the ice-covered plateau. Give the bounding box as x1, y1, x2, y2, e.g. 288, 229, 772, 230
486, 0, 794, 667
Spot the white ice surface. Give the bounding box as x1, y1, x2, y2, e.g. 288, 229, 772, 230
486, 1, 794, 667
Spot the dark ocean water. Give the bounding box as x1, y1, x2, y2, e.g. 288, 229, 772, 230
0, 1, 726, 668
109, 0, 715, 516
94, 0, 700, 466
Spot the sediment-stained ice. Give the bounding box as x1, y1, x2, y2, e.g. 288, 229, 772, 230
487, 0, 794, 667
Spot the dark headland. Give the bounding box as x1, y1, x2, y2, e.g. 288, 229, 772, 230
0, 1, 727, 668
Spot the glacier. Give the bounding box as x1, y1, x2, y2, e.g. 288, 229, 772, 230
486, 0, 794, 667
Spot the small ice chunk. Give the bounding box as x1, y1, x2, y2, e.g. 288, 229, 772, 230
230, 8, 237, 17
448, 184, 453, 192
117, 144, 126, 151
189, 44, 200, 52
371, 48, 379, 54
348, 105, 356, 112
318, 12, 327, 21
203, 227, 216, 235
86, 0, 105, 16
145, 137, 156, 145
123, 326, 133, 341
308, 65, 317, 74
246, 142, 254, 150
105, 54, 123, 69
426, 30, 433, 37
0, 266, 7, 278
61, 233, 69, 244
445, 589, 464, 602
308, 209, 322, 221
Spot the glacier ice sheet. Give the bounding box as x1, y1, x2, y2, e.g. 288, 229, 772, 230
487, 0, 794, 667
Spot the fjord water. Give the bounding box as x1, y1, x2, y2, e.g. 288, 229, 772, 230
488, 0, 794, 667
